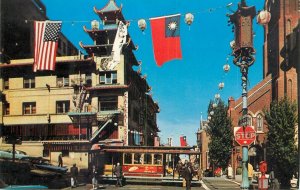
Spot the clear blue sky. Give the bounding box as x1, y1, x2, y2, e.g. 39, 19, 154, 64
42, 0, 265, 146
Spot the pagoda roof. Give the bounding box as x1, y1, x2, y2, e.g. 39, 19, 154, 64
83, 26, 137, 50
79, 41, 113, 56
96, 0, 122, 13
94, 1, 125, 23
125, 49, 140, 67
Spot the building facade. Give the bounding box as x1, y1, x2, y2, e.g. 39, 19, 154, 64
0, 0, 160, 169
228, 0, 300, 171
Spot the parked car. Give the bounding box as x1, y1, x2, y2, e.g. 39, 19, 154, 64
0, 149, 29, 160
0, 179, 48, 189
21, 156, 68, 174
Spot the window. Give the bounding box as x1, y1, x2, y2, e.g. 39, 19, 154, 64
257, 114, 264, 133
98, 96, 118, 111
24, 77, 35, 88
57, 75, 69, 87
85, 73, 92, 86
124, 153, 132, 164
154, 154, 162, 165
99, 72, 117, 84
23, 102, 36, 115
4, 102, 9, 115
144, 153, 152, 165
134, 153, 142, 164
56, 101, 70, 113
4, 78, 9, 90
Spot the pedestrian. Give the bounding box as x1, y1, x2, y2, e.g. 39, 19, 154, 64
58, 153, 63, 167
92, 165, 98, 190
70, 163, 79, 188
248, 163, 254, 181
269, 167, 279, 190
183, 162, 193, 190
227, 164, 233, 179
113, 162, 123, 187
197, 167, 203, 181
176, 160, 183, 179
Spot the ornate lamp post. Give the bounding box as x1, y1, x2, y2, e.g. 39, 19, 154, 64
228, 0, 256, 189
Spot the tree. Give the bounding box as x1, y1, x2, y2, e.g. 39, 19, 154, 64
264, 97, 298, 187
205, 99, 234, 170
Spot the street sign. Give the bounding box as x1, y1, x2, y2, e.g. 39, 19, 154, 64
238, 115, 251, 126
234, 126, 256, 146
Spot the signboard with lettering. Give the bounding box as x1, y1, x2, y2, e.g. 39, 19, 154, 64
234, 126, 256, 146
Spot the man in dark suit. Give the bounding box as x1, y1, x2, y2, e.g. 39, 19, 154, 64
184, 162, 193, 190
70, 163, 79, 188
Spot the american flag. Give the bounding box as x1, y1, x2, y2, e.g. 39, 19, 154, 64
34, 21, 62, 72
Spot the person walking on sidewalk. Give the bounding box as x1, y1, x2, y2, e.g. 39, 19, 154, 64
70, 163, 79, 188
114, 162, 123, 187
183, 162, 194, 190
92, 165, 98, 190
58, 153, 63, 167
227, 164, 233, 179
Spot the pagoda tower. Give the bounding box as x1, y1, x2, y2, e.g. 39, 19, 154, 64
75, 0, 160, 146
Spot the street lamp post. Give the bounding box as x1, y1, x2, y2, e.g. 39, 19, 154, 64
229, 1, 256, 189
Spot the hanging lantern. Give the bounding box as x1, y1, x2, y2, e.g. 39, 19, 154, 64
208, 116, 211, 120
257, 10, 271, 25
218, 82, 225, 89
223, 64, 230, 73
210, 111, 214, 116
215, 93, 220, 99
91, 20, 99, 30
138, 19, 147, 32
184, 13, 194, 25
213, 103, 217, 108
230, 40, 236, 50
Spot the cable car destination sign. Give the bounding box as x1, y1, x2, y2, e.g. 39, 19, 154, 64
234, 126, 256, 146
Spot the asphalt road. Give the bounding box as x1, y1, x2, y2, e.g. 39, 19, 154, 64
62, 177, 240, 190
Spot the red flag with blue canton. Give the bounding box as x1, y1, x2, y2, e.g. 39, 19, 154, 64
150, 14, 182, 66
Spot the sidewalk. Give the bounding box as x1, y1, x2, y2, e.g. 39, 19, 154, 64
225, 175, 259, 189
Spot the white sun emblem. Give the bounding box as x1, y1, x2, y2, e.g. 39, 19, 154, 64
168, 21, 177, 31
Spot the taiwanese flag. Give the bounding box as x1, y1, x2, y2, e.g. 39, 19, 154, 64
150, 14, 182, 66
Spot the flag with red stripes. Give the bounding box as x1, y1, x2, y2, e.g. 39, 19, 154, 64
34, 20, 62, 72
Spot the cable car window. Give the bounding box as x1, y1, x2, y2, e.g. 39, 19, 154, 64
144, 153, 152, 165
124, 153, 132, 164
134, 153, 143, 164
154, 154, 162, 165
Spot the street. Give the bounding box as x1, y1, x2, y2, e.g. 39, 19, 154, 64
63, 177, 240, 190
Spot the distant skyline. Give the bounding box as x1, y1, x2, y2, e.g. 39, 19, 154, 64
42, 0, 265, 146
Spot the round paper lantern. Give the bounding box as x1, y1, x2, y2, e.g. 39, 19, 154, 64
223, 64, 230, 72
257, 10, 271, 25
218, 82, 224, 89
185, 13, 194, 25
91, 20, 99, 30
215, 94, 220, 99
138, 19, 147, 31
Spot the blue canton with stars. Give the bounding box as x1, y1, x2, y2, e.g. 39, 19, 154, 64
165, 15, 180, 37
44, 22, 62, 42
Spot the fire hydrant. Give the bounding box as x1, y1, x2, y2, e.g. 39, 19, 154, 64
258, 161, 268, 190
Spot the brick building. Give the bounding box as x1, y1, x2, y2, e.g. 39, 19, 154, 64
228, 0, 299, 171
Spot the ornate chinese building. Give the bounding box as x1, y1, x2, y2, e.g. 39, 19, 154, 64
0, 0, 160, 169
